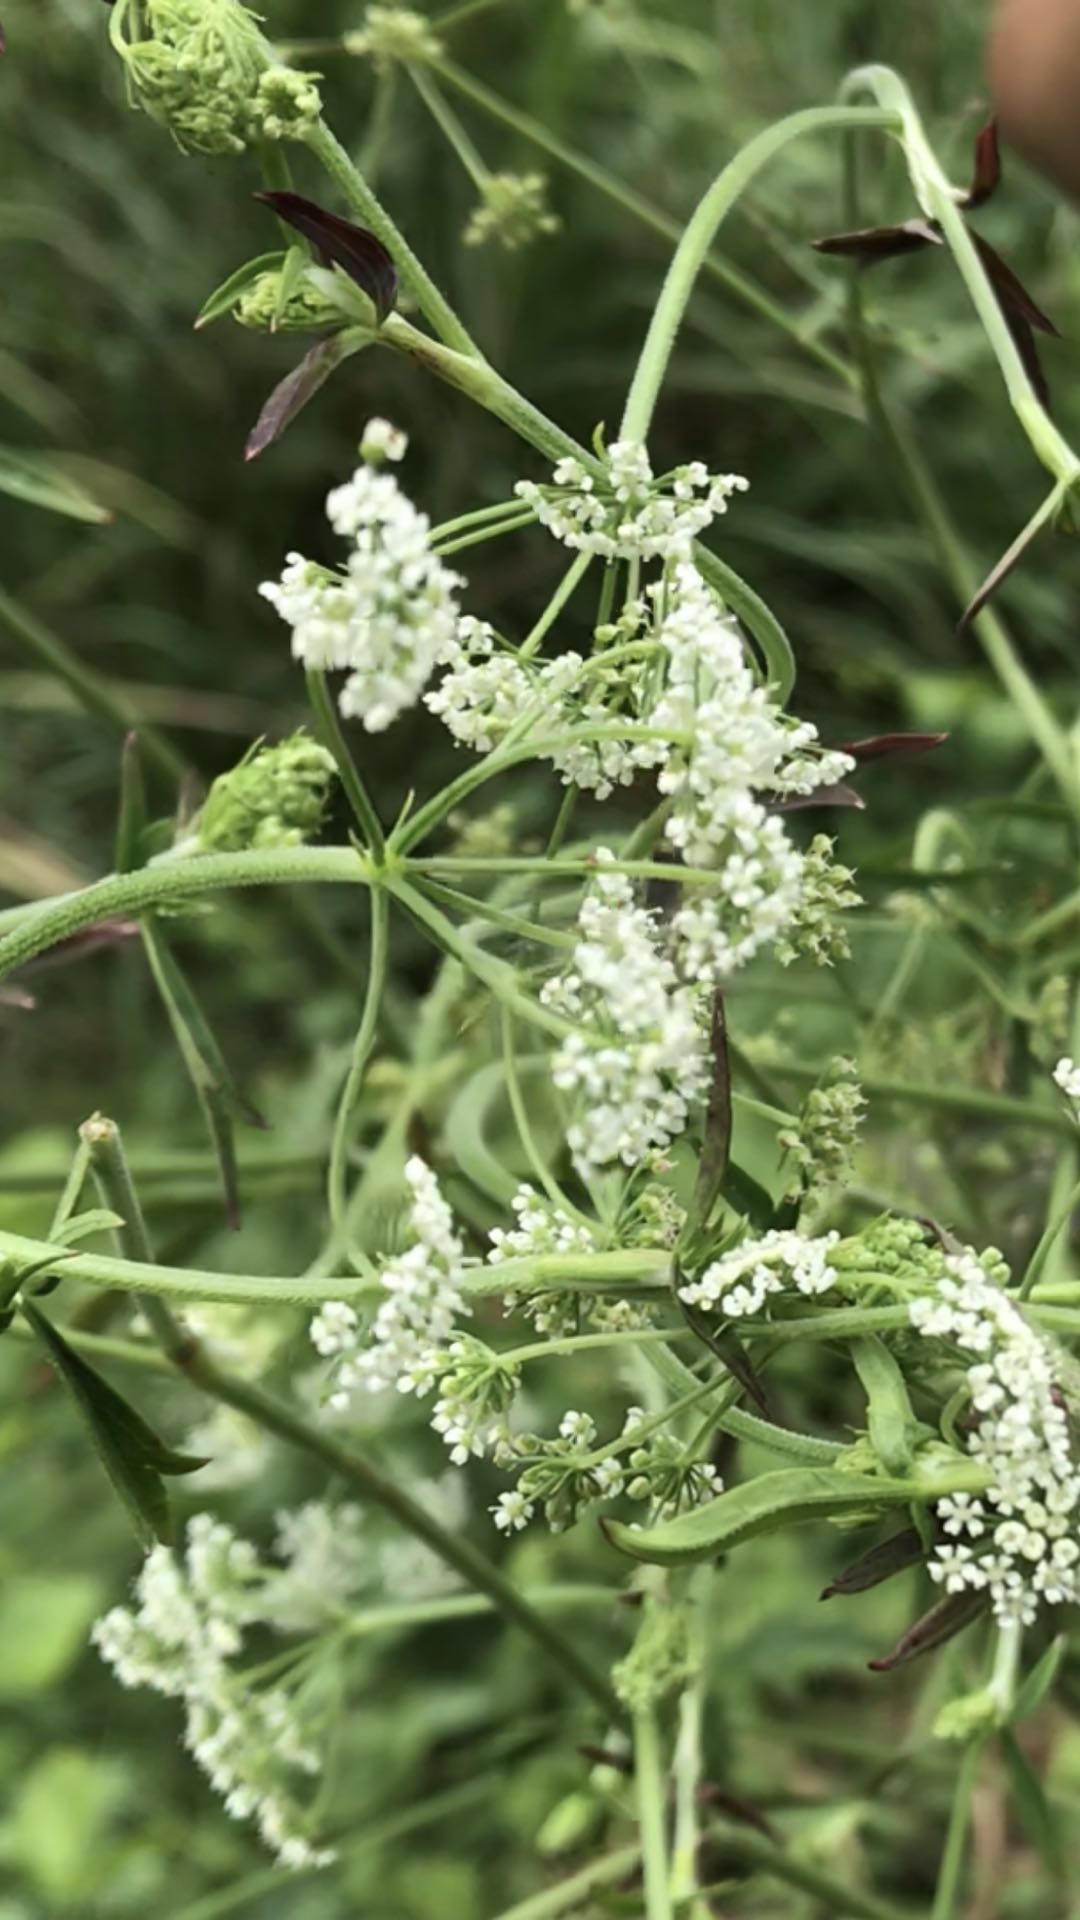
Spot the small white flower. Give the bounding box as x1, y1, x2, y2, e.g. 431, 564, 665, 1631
491, 1489, 534, 1533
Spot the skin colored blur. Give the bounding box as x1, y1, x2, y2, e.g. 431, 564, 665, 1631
990, 0, 1080, 199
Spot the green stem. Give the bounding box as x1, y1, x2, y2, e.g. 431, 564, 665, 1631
328, 884, 390, 1231
79, 1114, 187, 1357
0, 845, 373, 983
408, 61, 491, 188
387, 875, 569, 1037
489, 1847, 641, 1920
1018, 1171, 1080, 1300
694, 1821, 908, 1920
340, 1582, 621, 1637
0, 583, 184, 782
303, 117, 478, 356
635, 1706, 673, 1920
618, 105, 898, 444
305, 668, 386, 859
519, 550, 593, 658
929, 1737, 984, 1920
844, 65, 1080, 487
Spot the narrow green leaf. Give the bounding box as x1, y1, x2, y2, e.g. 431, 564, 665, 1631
141, 918, 266, 1228
695, 548, 795, 699
851, 1336, 917, 1476
114, 732, 148, 876
602, 1467, 926, 1567
1010, 1637, 1066, 1726
1001, 1729, 1065, 1879
52, 1208, 126, 1248
22, 1301, 206, 1548
0, 447, 111, 523
194, 251, 283, 328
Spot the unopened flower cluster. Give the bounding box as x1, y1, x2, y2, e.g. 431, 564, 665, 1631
465, 172, 559, 251
492, 1404, 722, 1537
344, 5, 444, 66
780, 1056, 865, 1205
181, 732, 335, 855
515, 441, 748, 561
911, 1253, 1080, 1628
110, 0, 321, 155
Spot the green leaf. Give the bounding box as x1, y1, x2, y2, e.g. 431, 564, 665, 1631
602, 1466, 926, 1566
1001, 1729, 1065, 1879
22, 1300, 206, 1548
0, 1574, 104, 1701
194, 251, 283, 328
114, 731, 148, 875
0, 447, 111, 524
851, 1336, 917, 1476
1011, 1637, 1066, 1726
141, 918, 266, 1228
12, 1746, 124, 1905
695, 547, 795, 699
52, 1208, 126, 1248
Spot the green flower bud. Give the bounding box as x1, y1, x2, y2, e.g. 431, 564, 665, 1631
184, 733, 336, 855
109, 0, 321, 156
775, 834, 861, 969
344, 6, 444, 68
234, 268, 344, 334
613, 1592, 691, 1713
464, 173, 560, 252
933, 1686, 1001, 1743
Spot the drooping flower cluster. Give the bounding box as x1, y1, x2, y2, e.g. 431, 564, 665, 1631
679, 1228, 840, 1319
515, 442, 748, 560
92, 1515, 332, 1869
1053, 1055, 1080, 1121
540, 854, 711, 1176
310, 1156, 469, 1404
911, 1253, 1080, 1628
260, 427, 466, 733
464, 172, 560, 251
779, 1056, 865, 1206
653, 564, 855, 981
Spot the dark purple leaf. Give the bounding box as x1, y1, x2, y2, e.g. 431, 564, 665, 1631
839, 731, 948, 763
245, 332, 360, 462
684, 1306, 770, 1418
17, 921, 140, 975
253, 190, 398, 326
969, 231, 1057, 410
697, 1784, 777, 1842
868, 1589, 988, 1671
821, 1527, 924, 1598
963, 119, 1002, 210
811, 218, 942, 263
958, 498, 1060, 631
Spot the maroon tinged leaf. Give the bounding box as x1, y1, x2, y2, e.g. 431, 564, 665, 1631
838, 731, 948, 763
245, 331, 362, 461
867, 1589, 988, 1671
812, 218, 942, 262
253, 190, 399, 326
962, 118, 1002, 210
821, 1526, 925, 1599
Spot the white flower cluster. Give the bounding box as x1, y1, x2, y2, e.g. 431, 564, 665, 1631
1053, 1055, 1080, 1121
92, 1516, 332, 1870
541, 854, 710, 1176
679, 1228, 840, 1318
911, 1253, 1080, 1628
654, 564, 854, 982
491, 1402, 723, 1537
310, 1156, 468, 1404
260, 424, 465, 732
515, 442, 748, 561
489, 1184, 651, 1336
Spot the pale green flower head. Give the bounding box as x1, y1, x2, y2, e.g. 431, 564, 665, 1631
464, 173, 560, 252
234, 267, 344, 334
189, 733, 336, 854
344, 6, 444, 68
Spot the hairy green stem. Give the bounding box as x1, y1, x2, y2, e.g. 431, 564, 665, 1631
328, 884, 390, 1232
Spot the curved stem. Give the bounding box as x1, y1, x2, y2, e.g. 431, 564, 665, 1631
618, 105, 898, 445
328, 884, 390, 1231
